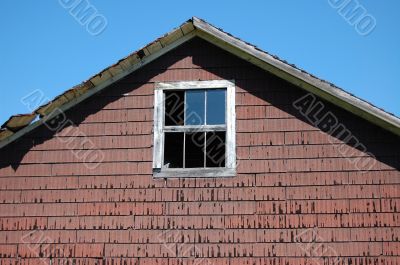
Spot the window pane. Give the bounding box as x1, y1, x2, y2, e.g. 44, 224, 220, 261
185, 90, 205, 125
206, 131, 226, 167
185, 132, 205, 168
206, 89, 226, 125
165, 91, 184, 126
164, 132, 183, 168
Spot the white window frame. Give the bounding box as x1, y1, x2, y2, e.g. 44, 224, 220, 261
152, 80, 236, 178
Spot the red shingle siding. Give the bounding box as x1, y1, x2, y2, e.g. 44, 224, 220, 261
0, 38, 399, 264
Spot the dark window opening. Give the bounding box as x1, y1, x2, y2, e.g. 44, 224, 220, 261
206, 131, 226, 167
164, 132, 183, 168
165, 91, 184, 126
185, 132, 205, 168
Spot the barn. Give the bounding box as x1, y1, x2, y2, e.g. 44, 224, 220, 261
0, 17, 399, 264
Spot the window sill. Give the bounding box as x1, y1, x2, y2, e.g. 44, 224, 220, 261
153, 168, 236, 178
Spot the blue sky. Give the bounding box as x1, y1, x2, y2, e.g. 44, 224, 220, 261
0, 1, 399, 125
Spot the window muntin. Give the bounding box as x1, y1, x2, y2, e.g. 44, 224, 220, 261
153, 80, 236, 178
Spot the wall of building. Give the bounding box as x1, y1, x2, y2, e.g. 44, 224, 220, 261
0, 37, 399, 264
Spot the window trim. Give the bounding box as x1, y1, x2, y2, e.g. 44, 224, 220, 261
153, 80, 236, 178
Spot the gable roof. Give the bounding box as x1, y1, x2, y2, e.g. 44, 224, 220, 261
1, 17, 399, 149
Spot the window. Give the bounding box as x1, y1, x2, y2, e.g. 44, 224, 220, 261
153, 80, 236, 178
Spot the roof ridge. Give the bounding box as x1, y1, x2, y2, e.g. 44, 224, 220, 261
1, 17, 399, 149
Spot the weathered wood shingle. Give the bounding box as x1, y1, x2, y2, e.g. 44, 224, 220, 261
0, 37, 399, 264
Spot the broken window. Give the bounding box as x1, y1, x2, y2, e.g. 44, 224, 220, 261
153, 80, 236, 177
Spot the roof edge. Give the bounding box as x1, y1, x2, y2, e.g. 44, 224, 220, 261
192, 17, 400, 136
0, 19, 197, 149
0, 17, 399, 149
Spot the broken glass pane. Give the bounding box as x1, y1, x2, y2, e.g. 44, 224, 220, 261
185, 132, 205, 168
164, 132, 184, 168
165, 91, 184, 126
206, 131, 226, 167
